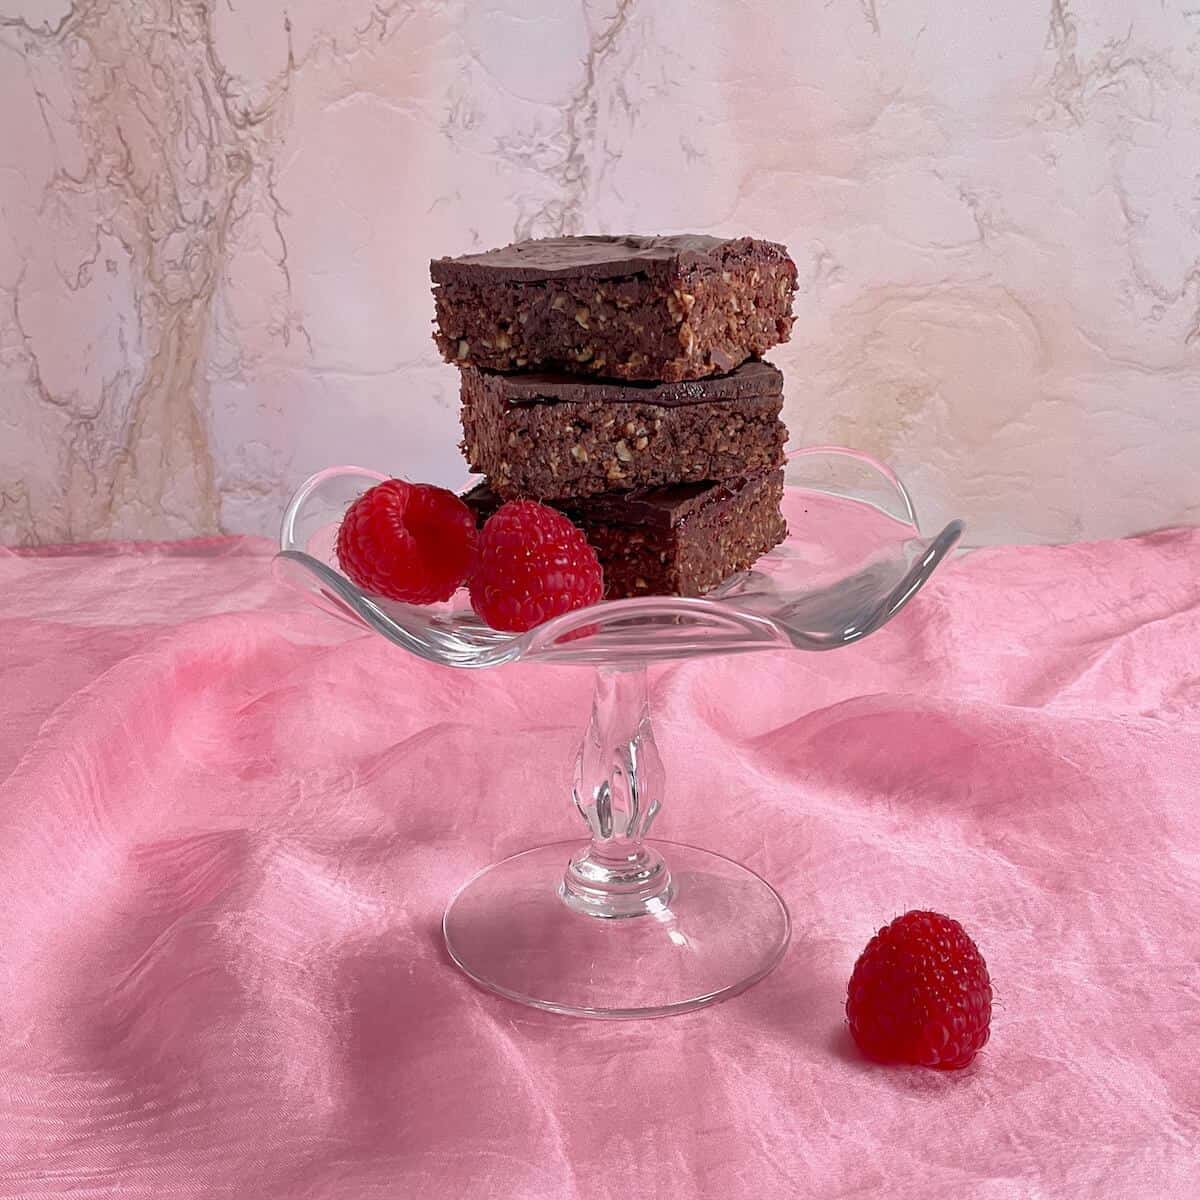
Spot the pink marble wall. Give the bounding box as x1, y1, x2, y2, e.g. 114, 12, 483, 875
2, 1, 1198, 546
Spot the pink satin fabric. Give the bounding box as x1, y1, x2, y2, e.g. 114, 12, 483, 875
1, 529, 1198, 1197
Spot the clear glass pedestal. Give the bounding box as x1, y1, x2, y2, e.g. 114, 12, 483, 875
275, 447, 963, 1019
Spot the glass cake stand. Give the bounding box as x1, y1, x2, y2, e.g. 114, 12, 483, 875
274, 447, 963, 1018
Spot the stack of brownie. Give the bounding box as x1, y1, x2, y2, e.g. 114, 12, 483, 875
430, 234, 797, 598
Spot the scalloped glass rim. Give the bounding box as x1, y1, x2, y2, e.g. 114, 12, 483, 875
273, 447, 964, 667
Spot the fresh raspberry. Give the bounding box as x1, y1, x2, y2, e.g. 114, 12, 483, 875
846, 910, 992, 1070
469, 500, 603, 632
336, 479, 476, 604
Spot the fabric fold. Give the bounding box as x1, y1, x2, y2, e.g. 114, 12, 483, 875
1, 530, 1197, 1198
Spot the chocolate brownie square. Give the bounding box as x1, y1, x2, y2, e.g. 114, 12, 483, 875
432, 234, 796, 382
464, 470, 787, 600
460, 360, 787, 500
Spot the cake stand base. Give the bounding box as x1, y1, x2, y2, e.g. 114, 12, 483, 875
443, 840, 791, 1019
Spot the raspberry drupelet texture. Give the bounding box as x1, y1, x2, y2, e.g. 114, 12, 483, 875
846, 910, 992, 1070
336, 480, 477, 604
469, 500, 604, 632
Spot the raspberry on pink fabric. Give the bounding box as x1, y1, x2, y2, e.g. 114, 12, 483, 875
847, 910, 992, 1069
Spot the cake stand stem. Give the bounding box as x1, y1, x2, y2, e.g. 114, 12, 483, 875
561, 664, 673, 919
442, 660, 790, 1015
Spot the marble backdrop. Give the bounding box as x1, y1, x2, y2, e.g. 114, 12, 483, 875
1, 0, 1198, 547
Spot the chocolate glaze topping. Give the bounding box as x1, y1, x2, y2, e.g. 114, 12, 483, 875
431, 234, 789, 284
481, 359, 783, 409
463, 473, 770, 532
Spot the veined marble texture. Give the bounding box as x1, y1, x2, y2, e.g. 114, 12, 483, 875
1, 0, 1198, 546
